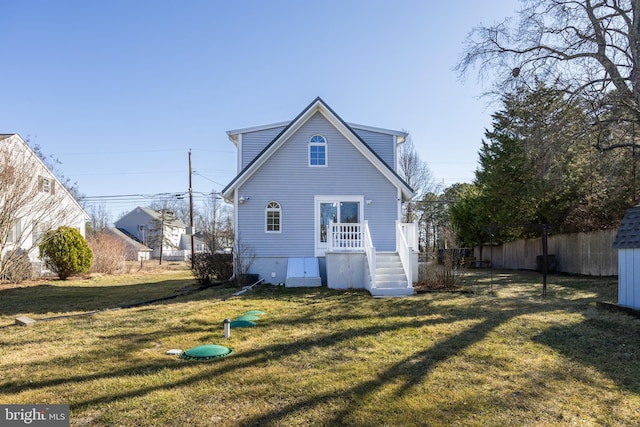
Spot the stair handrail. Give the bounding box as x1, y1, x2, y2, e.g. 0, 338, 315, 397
396, 221, 413, 286
363, 221, 376, 289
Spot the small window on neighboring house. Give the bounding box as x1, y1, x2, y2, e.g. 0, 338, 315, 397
309, 135, 327, 166
38, 176, 55, 194
266, 201, 281, 233
6, 218, 21, 244
32, 222, 48, 245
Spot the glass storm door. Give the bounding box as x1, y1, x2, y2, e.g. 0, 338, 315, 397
319, 202, 337, 246
315, 197, 363, 255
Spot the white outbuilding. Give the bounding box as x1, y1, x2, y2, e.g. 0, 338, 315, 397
613, 205, 640, 309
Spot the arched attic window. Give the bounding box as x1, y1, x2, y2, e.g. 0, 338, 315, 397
309, 135, 327, 166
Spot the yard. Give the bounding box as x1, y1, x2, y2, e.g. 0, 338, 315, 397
1, 269, 639, 426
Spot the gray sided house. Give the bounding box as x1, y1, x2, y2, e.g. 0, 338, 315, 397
613, 205, 640, 309
222, 97, 419, 296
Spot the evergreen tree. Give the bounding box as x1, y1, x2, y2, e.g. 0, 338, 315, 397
40, 226, 93, 280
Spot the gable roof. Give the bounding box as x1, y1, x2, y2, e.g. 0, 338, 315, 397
1, 133, 90, 220
108, 227, 153, 252
116, 206, 187, 228
613, 206, 640, 249
221, 97, 413, 201
226, 121, 408, 146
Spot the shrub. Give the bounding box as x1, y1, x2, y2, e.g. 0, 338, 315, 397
39, 226, 93, 280
191, 252, 233, 285
1, 250, 33, 283
418, 249, 465, 289
87, 232, 127, 274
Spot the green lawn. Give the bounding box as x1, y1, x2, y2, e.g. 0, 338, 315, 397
1, 269, 638, 426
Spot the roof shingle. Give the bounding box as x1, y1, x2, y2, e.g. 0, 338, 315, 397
613, 206, 640, 249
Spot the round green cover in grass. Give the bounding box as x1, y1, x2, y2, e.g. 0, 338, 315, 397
230, 319, 256, 328
235, 315, 259, 321
244, 310, 266, 316
180, 344, 232, 360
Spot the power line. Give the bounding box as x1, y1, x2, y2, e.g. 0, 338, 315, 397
193, 170, 227, 187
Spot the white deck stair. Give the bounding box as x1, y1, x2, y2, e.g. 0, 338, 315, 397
370, 252, 413, 297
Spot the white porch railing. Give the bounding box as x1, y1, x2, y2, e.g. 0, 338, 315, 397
327, 221, 364, 250
328, 220, 418, 288
396, 220, 418, 285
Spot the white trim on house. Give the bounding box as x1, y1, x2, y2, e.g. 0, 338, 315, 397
397, 187, 403, 228
227, 121, 291, 146
226, 121, 407, 144
393, 135, 398, 176
236, 133, 243, 176
349, 123, 407, 143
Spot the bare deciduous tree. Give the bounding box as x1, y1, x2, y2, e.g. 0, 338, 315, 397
456, 0, 640, 151
397, 136, 436, 222
87, 203, 113, 236
195, 192, 233, 253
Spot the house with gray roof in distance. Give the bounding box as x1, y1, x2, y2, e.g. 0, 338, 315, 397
105, 226, 153, 261
613, 205, 640, 309
115, 206, 207, 261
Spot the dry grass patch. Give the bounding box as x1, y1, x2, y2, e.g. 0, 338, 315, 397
0, 270, 639, 426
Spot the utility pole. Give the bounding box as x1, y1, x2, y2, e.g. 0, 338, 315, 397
189, 150, 195, 268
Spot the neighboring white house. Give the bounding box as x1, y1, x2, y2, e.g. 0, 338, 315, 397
115, 207, 206, 261
0, 133, 90, 276
221, 97, 419, 296
613, 205, 640, 309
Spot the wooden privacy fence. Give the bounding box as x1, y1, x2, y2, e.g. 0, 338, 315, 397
474, 229, 618, 276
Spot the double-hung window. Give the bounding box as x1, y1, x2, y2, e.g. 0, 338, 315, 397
309, 135, 327, 166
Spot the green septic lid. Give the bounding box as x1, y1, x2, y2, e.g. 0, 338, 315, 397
230, 319, 256, 328
244, 310, 266, 316
235, 315, 259, 321
180, 344, 232, 360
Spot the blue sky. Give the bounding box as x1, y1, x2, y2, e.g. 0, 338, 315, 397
1, 0, 518, 219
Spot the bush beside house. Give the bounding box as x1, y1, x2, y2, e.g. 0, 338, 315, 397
40, 226, 93, 280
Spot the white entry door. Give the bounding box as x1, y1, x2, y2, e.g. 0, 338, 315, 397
315, 196, 364, 256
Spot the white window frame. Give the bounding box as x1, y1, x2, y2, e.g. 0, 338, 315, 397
265, 201, 282, 233
314, 195, 364, 256
6, 218, 22, 244
309, 135, 327, 167
32, 221, 49, 245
